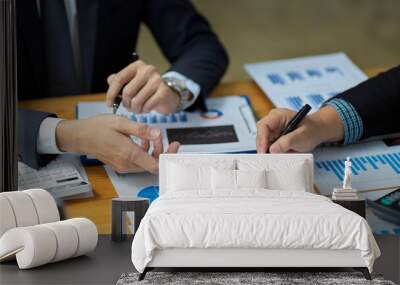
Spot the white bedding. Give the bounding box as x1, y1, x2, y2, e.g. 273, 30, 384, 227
131, 190, 380, 273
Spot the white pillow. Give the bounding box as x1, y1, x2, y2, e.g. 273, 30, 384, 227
167, 160, 235, 192
267, 164, 307, 191
238, 160, 308, 191
211, 168, 236, 190
236, 169, 267, 189
211, 169, 267, 190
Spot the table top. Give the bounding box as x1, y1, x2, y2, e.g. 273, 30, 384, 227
18, 69, 383, 234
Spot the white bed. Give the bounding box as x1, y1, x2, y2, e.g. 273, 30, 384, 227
131, 154, 380, 280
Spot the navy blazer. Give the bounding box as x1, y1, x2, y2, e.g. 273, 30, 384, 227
335, 65, 400, 139
17, 0, 228, 169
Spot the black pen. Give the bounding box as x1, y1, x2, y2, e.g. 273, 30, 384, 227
280, 104, 312, 136
113, 52, 140, 114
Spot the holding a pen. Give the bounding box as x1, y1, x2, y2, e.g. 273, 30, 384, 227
112, 52, 140, 114
106, 52, 183, 116
257, 66, 400, 155
256, 104, 344, 154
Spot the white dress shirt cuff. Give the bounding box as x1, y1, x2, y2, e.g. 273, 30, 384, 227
37, 117, 65, 154
162, 71, 201, 110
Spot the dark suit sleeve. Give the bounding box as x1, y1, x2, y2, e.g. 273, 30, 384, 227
335, 65, 400, 139
142, 0, 229, 106
18, 109, 57, 169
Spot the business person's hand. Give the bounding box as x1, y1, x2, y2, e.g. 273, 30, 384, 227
256, 106, 344, 153
106, 60, 180, 115
55, 115, 180, 173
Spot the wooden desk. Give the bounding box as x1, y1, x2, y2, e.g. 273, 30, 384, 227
18, 69, 383, 234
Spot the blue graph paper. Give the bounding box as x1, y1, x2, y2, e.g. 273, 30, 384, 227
307, 94, 325, 107
316, 152, 400, 182
286, 96, 304, 111
266, 67, 343, 86
286, 93, 340, 110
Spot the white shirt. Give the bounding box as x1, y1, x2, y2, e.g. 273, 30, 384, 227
36, 0, 200, 154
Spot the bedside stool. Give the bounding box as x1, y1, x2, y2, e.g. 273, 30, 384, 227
111, 197, 149, 242
332, 198, 366, 218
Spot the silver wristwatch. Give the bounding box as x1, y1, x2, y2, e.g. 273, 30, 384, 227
163, 77, 194, 111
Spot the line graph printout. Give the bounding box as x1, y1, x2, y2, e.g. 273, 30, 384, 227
245, 53, 368, 112
313, 139, 400, 198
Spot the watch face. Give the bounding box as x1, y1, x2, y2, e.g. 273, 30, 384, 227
165, 77, 193, 102
182, 90, 193, 101
173, 78, 185, 89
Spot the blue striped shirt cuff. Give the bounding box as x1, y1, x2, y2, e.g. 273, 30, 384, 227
325, 98, 364, 144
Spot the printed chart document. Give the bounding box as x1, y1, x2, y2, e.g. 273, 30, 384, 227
104, 165, 157, 198
80, 96, 257, 200
245, 52, 367, 112
313, 139, 400, 198
77, 96, 257, 154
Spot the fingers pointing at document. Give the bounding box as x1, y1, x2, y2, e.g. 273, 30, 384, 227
55, 115, 180, 174
106, 60, 180, 115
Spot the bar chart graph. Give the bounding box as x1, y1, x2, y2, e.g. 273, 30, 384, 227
286, 93, 338, 111
307, 94, 325, 108
245, 53, 368, 114
130, 112, 188, 124
316, 152, 400, 181
286, 96, 304, 110
315, 150, 400, 195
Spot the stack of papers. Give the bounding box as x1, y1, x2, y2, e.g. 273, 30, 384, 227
332, 188, 361, 201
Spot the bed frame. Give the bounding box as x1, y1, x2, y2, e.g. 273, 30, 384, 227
139, 248, 370, 280
139, 154, 371, 281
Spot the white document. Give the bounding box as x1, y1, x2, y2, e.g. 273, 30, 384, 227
104, 165, 157, 198
18, 154, 92, 200
77, 96, 257, 153
313, 140, 400, 198
245, 52, 367, 112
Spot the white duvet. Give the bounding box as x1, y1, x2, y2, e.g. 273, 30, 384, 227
131, 190, 380, 273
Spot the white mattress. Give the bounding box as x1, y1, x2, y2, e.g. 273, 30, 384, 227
131, 190, 380, 273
